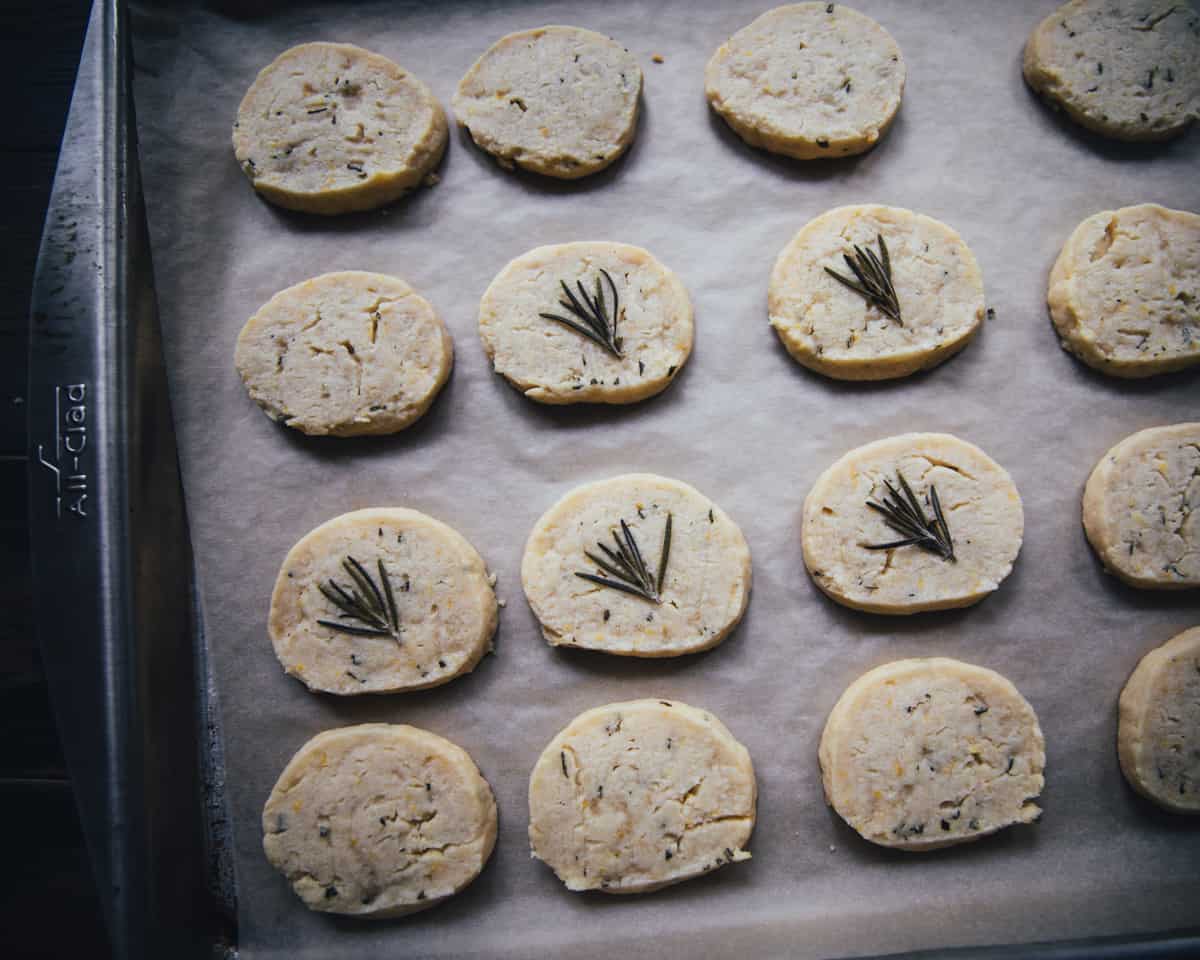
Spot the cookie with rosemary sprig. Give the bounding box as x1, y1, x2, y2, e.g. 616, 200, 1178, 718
268, 508, 498, 695
521, 474, 750, 656
769, 205, 986, 380
802, 434, 1024, 614
478, 242, 693, 404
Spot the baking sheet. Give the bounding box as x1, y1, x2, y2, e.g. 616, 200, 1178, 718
129, 1, 1200, 956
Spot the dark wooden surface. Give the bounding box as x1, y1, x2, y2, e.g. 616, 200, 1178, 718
1, 1, 112, 955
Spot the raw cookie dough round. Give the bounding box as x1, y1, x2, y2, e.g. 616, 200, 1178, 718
1048, 204, 1200, 378
1082, 423, 1200, 589
769, 205, 986, 380
262, 724, 497, 916
269, 508, 498, 694
479, 242, 693, 404
453, 25, 642, 179
528, 699, 756, 892
1118, 626, 1200, 813
1022, 0, 1200, 142
705, 3, 906, 160
802, 433, 1024, 614
522, 474, 751, 656
235, 271, 453, 437
233, 42, 447, 214
820, 658, 1045, 850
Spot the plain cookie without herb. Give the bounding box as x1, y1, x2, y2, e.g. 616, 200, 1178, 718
262, 724, 497, 916
770, 204, 986, 380
233, 42, 447, 214
820, 658, 1045, 850
528, 699, 755, 892
454, 25, 642, 179
479, 242, 693, 404
1082, 423, 1200, 589
705, 3, 906, 160
1023, 0, 1200, 142
1048, 204, 1200, 377
269, 508, 498, 694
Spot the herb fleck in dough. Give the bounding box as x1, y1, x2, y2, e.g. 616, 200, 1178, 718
453, 25, 642, 179
1082, 423, 1200, 589
528, 700, 756, 892
268, 508, 498, 694
262, 724, 497, 916
1048, 204, 1200, 377
770, 205, 986, 380
1119, 626, 1200, 814
820, 658, 1045, 850
705, 3, 906, 160
233, 42, 447, 214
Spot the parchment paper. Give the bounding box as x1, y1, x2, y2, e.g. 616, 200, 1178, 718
129, 1, 1200, 956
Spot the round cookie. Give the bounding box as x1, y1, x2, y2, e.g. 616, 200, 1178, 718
1048, 204, 1200, 378
522, 474, 751, 656
528, 699, 755, 892
1082, 423, 1200, 589
1022, 0, 1200, 142
233, 42, 447, 214
820, 658, 1045, 850
453, 25, 642, 179
705, 3, 906, 160
802, 433, 1024, 614
769, 205, 986, 380
269, 508, 498, 694
479, 242, 693, 405
235, 271, 453, 437
262, 724, 497, 916
1118, 626, 1200, 813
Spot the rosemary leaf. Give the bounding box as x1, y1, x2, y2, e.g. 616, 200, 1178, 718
862, 471, 955, 561
575, 512, 673, 604
538, 268, 624, 358
825, 234, 903, 325
317, 555, 403, 641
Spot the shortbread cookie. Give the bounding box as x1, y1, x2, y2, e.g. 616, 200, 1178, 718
769, 205, 986, 380
453, 26, 642, 179
820, 658, 1045, 850
269, 508, 498, 694
802, 434, 1024, 614
705, 3, 906, 160
1023, 0, 1200, 142
1082, 423, 1200, 588
235, 272, 452, 437
1118, 626, 1200, 813
522, 474, 750, 656
528, 699, 755, 892
1048, 204, 1200, 377
233, 43, 447, 214
479, 242, 693, 404
263, 724, 497, 916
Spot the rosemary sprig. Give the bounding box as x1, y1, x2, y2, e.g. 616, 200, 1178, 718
824, 234, 903, 326
576, 513, 672, 603
317, 556, 402, 640
539, 269, 624, 358
862, 471, 955, 562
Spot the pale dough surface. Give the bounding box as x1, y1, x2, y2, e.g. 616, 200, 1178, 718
705, 2, 905, 160
479, 242, 693, 404
1048, 204, 1200, 377
522, 474, 750, 656
453, 25, 642, 179
820, 658, 1045, 850
233, 42, 447, 214
235, 271, 453, 437
1118, 626, 1200, 813
262, 724, 497, 917
1082, 423, 1200, 588
1023, 0, 1200, 142
769, 204, 985, 380
528, 699, 755, 892
269, 508, 498, 694
802, 433, 1024, 614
